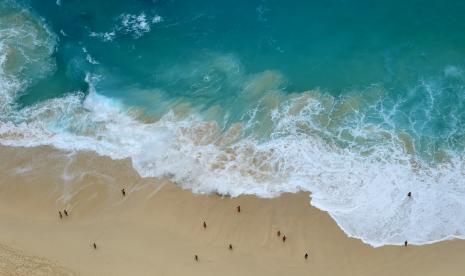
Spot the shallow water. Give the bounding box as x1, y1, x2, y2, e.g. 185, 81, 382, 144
1, 0, 465, 246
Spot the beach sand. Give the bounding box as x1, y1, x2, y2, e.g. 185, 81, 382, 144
1, 145, 465, 276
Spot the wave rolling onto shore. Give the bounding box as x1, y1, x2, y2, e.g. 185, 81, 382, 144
2, 0, 465, 250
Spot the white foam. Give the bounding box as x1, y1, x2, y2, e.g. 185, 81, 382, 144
89, 12, 163, 41
2, 73, 465, 247
89, 31, 116, 42
0, 3, 56, 115
82, 47, 99, 65
152, 15, 163, 24
120, 13, 151, 38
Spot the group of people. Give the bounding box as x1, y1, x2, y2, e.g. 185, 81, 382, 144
57, 188, 414, 262
195, 205, 309, 262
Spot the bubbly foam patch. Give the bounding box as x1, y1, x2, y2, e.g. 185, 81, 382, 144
89, 12, 163, 41
82, 47, 99, 65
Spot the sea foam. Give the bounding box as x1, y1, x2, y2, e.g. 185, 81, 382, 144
2, 71, 465, 247
89, 12, 163, 41
0, 3, 56, 114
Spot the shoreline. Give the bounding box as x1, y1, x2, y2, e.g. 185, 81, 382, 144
1, 145, 465, 275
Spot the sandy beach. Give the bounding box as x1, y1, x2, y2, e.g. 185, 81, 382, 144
1, 145, 465, 276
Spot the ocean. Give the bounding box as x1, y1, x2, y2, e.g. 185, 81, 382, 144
1, 0, 465, 247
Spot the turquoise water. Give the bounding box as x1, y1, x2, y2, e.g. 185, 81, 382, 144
2, 0, 465, 246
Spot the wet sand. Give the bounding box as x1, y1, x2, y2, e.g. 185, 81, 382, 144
1, 145, 465, 276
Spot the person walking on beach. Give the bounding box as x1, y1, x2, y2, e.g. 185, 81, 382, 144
64, 209, 68, 216
236, 205, 241, 213
194, 255, 199, 261
121, 188, 126, 196
59, 211, 63, 219
93, 242, 97, 249
282, 235, 286, 242
203, 221, 207, 229
229, 244, 233, 250
404, 240, 408, 247
305, 253, 308, 259
277, 230, 281, 237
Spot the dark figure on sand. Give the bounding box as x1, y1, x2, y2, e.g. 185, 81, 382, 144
122, 188, 126, 196
194, 255, 199, 261
237, 205, 241, 213
229, 244, 233, 250
407, 192, 411, 197
64, 209, 68, 216
203, 221, 207, 229
282, 235, 286, 242
404, 240, 408, 247
277, 230, 281, 237
59, 211, 62, 219
305, 253, 308, 259
93, 243, 97, 250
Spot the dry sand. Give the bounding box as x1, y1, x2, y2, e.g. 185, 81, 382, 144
1, 145, 465, 276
